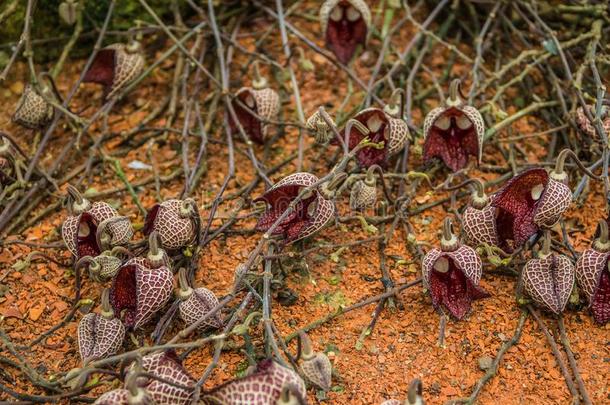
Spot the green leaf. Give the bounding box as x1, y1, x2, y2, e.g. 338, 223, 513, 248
542, 39, 558, 55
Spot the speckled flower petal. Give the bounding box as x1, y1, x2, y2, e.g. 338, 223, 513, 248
77, 312, 125, 364
462, 204, 498, 247
137, 351, 195, 405
179, 287, 223, 329
144, 200, 197, 251
202, 359, 305, 405
533, 178, 572, 228
110, 261, 173, 329
575, 248, 610, 324
12, 84, 54, 129
84, 44, 144, 100
523, 255, 574, 314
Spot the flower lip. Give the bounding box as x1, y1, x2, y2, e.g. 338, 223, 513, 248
423, 246, 489, 320
427, 251, 489, 320
83, 48, 117, 99
423, 107, 479, 171
321, 0, 370, 65
491, 168, 550, 251
255, 184, 318, 242
77, 213, 102, 259
231, 88, 264, 144
110, 264, 139, 328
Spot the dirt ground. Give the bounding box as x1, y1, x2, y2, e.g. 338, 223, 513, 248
1, 1, 609, 404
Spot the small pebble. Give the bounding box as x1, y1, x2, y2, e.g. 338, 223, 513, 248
478, 355, 494, 371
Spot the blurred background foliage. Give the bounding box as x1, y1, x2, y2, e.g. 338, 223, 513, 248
0, 0, 187, 64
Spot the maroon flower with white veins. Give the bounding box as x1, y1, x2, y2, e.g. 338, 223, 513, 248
77, 289, 125, 364
522, 232, 574, 315
201, 359, 306, 405
299, 331, 332, 391
131, 351, 196, 405
255, 172, 335, 244
109, 255, 173, 330
575, 220, 610, 324
461, 179, 499, 249
83, 42, 144, 100
320, 0, 370, 64
229, 61, 279, 145
62, 185, 133, 260
334, 101, 409, 168
94, 370, 155, 405
491, 167, 571, 251
423, 79, 485, 171
143, 198, 200, 252
177, 267, 223, 330
422, 218, 490, 320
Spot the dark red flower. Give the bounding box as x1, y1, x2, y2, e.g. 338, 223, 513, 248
320, 0, 370, 64
255, 172, 334, 244
576, 220, 610, 324
333, 108, 409, 168
62, 186, 133, 260
423, 80, 485, 171
230, 87, 279, 144
491, 168, 571, 251
422, 219, 489, 320
83, 43, 144, 100
109, 258, 173, 329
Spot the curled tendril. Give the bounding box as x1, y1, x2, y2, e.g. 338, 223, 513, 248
38, 71, 65, 105
346, 118, 370, 137
231, 311, 262, 335
553, 148, 602, 181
